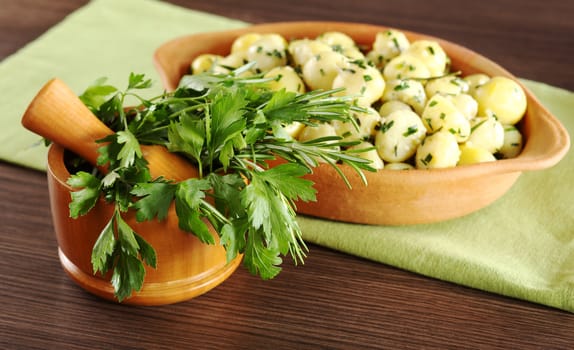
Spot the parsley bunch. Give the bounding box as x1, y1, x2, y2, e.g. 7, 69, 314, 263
67, 67, 374, 301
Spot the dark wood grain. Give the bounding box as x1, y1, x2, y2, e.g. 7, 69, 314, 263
1, 0, 574, 349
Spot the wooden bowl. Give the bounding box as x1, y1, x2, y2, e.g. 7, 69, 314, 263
47, 144, 241, 305
153, 21, 570, 225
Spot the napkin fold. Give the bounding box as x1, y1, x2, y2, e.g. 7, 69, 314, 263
1, 0, 572, 312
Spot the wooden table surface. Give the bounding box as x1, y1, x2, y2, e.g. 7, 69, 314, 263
1, 0, 573, 349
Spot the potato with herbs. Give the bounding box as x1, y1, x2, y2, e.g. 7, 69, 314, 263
473, 76, 527, 125
498, 125, 524, 159
347, 141, 384, 170
332, 107, 380, 142
467, 115, 505, 154
189, 29, 528, 171
382, 79, 426, 114
366, 29, 410, 68
375, 109, 426, 163
332, 60, 385, 107
264, 66, 306, 93
416, 132, 461, 169
302, 50, 347, 91
421, 94, 471, 143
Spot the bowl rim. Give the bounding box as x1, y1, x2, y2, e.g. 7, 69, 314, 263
153, 21, 570, 180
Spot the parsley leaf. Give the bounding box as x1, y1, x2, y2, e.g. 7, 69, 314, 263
116, 130, 142, 168
175, 178, 215, 244
128, 72, 153, 90
131, 181, 177, 222
91, 209, 156, 302
243, 227, 282, 279
67, 171, 102, 218
79, 77, 118, 112
91, 216, 116, 274
256, 163, 316, 202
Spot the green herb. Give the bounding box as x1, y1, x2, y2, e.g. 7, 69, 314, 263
381, 120, 395, 133
68, 65, 374, 301
421, 153, 433, 166
425, 118, 434, 131
392, 37, 400, 51
393, 80, 410, 91
363, 75, 372, 82
331, 44, 344, 53
403, 126, 418, 137
349, 59, 368, 69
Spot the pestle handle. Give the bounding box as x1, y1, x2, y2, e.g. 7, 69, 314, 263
22, 78, 199, 181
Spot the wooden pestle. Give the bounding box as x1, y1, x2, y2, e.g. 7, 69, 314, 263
21, 78, 199, 181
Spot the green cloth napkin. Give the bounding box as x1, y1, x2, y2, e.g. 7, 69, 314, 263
1, 0, 573, 312
0, 0, 246, 170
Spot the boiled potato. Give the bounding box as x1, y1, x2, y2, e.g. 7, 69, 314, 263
458, 143, 496, 165
424, 76, 469, 97
231, 33, 263, 58
211, 53, 247, 74
415, 132, 461, 169
421, 94, 470, 142
367, 29, 410, 67
403, 40, 448, 76
383, 54, 431, 80
339, 47, 365, 60
302, 50, 347, 91
378, 100, 412, 117
317, 31, 356, 49
498, 125, 524, 159
467, 115, 504, 153
448, 93, 478, 120
288, 39, 332, 67
332, 107, 381, 142
191, 54, 223, 74
473, 76, 527, 125
347, 141, 384, 169
375, 109, 426, 162
385, 162, 415, 170
332, 60, 385, 107
264, 66, 306, 93
246, 34, 288, 72
464, 73, 490, 96
382, 79, 426, 114
298, 123, 339, 143
278, 122, 306, 140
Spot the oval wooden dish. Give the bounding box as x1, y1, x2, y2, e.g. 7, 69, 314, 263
47, 144, 241, 305
154, 21, 570, 225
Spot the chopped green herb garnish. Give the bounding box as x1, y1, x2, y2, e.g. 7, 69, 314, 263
421, 153, 433, 166
403, 126, 418, 137
392, 37, 400, 50
381, 120, 395, 133
393, 80, 410, 91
